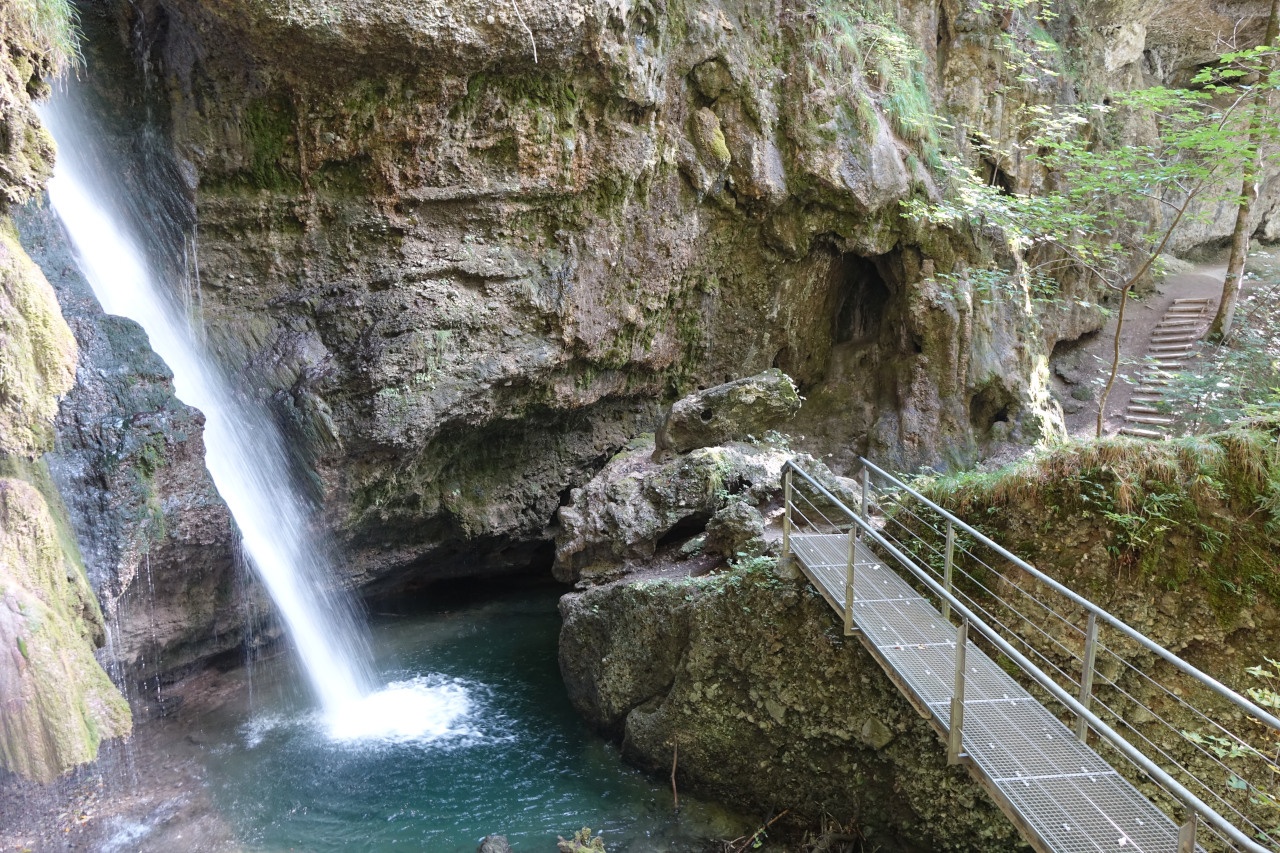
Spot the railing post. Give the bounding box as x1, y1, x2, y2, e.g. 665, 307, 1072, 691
782, 467, 793, 560
1177, 809, 1198, 853
844, 529, 856, 636
941, 520, 955, 622
1076, 612, 1099, 742
948, 619, 968, 765
860, 466, 870, 521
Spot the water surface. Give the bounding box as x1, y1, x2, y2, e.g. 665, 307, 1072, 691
195, 587, 740, 852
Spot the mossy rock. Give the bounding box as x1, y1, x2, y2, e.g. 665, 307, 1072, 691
0, 218, 77, 456
0, 477, 131, 782
655, 369, 801, 456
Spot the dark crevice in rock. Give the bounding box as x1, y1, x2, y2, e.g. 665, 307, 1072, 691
969, 383, 1015, 436
979, 152, 1016, 195
655, 512, 712, 550
832, 253, 891, 346
362, 552, 562, 615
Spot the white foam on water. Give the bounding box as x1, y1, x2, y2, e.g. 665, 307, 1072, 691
326, 675, 479, 745
99, 818, 153, 853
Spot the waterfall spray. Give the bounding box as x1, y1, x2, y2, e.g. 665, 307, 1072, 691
38, 90, 375, 718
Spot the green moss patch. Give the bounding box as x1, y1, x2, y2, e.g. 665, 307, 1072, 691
0, 217, 77, 456
0, 477, 131, 782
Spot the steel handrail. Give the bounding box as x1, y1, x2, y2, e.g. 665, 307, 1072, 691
783, 459, 1275, 853
858, 456, 1280, 735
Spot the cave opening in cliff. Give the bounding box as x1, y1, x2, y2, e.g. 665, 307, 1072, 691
979, 153, 1015, 196
832, 253, 891, 346
969, 384, 1014, 435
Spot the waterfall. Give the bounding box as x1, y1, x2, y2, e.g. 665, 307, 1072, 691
38, 90, 375, 718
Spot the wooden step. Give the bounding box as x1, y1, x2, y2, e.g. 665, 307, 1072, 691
1149, 361, 1187, 369
1172, 297, 1211, 304
1120, 426, 1167, 439
1148, 344, 1194, 353
1127, 405, 1163, 414
1126, 415, 1175, 425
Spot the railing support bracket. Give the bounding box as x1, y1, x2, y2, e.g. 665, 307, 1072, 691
948, 619, 968, 765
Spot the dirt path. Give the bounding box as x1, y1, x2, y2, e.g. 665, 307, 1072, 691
1059, 261, 1227, 439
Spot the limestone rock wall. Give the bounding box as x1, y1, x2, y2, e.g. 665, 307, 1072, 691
14, 0, 1277, 681
0, 6, 134, 780
0, 1, 250, 783
80, 0, 1117, 595
559, 566, 1026, 852
0, 223, 72, 455
0, 474, 131, 783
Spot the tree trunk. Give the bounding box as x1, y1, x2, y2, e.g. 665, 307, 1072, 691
1208, 0, 1279, 340
1096, 284, 1133, 438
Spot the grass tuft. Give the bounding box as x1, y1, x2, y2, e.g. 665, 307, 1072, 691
3, 0, 81, 72
808, 0, 943, 165
914, 419, 1280, 608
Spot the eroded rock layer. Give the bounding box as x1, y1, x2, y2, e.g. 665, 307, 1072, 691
90, 0, 1065, 596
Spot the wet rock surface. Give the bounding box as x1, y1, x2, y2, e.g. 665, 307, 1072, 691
0, 666, 244, 851
0, 22, 133, 774
16, 202, 252, 700
0, 476, 131, 782
478, 835, 514, 853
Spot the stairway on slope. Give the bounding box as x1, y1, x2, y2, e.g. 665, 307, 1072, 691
1119, 297, 1213, 439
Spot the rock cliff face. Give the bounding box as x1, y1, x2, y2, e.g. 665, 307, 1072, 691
0, 9, 132, 778
0, 473, 131, 783
80, 0, 1274, 600
16, 202, 250, 700
7, 0, 1278, 739
72, 0, 1018, 595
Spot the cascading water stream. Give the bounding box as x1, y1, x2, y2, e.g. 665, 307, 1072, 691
37, 86, 473, 740
39, 92, 372, 716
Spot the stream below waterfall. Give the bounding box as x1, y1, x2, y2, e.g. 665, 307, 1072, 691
39, 586, 744, 853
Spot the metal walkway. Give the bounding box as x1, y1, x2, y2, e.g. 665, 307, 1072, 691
782, 459, 1280, 853
793, 533, 1187, 852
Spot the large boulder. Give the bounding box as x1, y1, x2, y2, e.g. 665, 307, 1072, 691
477, 835, 512, 853
653, 370, 802, 458
552, 435, 792, 584
703, 500, 766, 559
557, 564, 1022, 851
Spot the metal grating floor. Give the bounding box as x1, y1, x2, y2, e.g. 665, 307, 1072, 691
790, 533, 1196, 853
